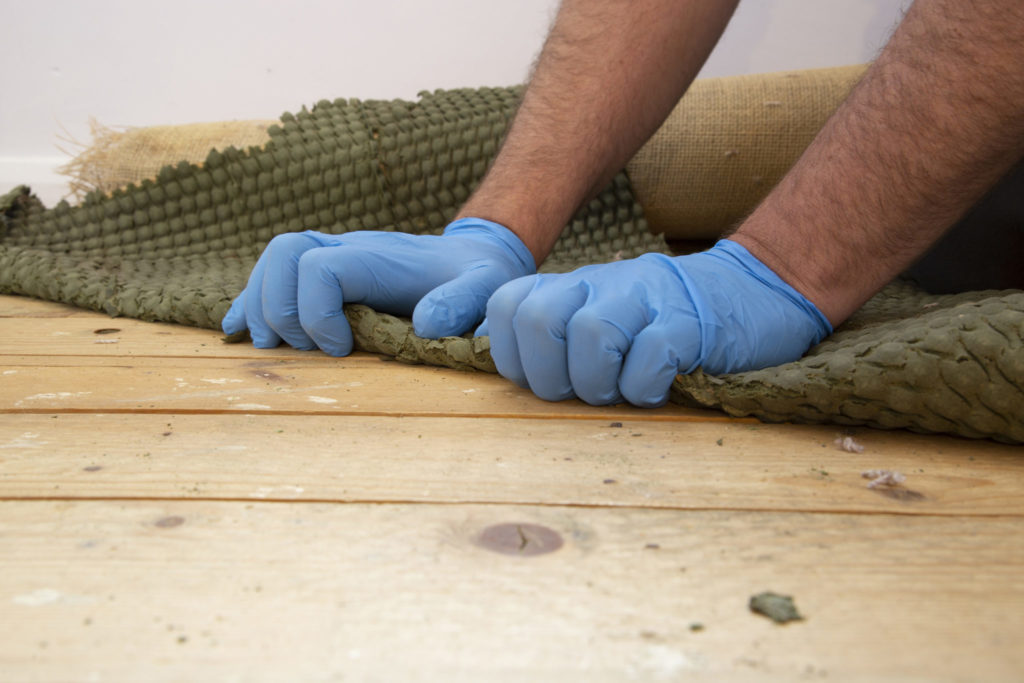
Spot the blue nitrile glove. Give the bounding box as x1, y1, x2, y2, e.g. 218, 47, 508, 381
222, 218, 535, 356
481, 238, 831, 407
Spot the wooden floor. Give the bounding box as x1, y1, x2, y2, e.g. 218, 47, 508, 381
1, 293, 1022, 682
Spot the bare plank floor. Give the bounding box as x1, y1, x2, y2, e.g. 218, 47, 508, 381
2, 294, 1022, 682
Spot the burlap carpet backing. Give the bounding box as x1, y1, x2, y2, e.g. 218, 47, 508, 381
58, 66, 868, 241
627, 64, 868, 237
59, 119, 280, 201
3, 67, 1021, 443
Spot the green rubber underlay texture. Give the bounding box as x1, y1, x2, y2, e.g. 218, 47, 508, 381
1, 87, 1022, 443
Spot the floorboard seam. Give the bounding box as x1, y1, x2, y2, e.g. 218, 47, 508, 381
1, 495, 1020, 518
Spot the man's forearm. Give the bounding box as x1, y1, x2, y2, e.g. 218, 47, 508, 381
731, 0, 1024, 325
457, 0, 739, 265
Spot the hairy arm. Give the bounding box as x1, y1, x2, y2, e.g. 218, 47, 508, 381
225, 0, 738, 354
731, 0, 1024, 325
457, 0, 739, 265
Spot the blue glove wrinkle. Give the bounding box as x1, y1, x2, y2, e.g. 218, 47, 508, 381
240, 256, 281, 349
484, 276, 538, 389
565, 280, 652, 405
342, 247, 436, 315
713, 239, 832, 339
221, 292, 246, 335
483, 238, 833, 408
641, 254, 714, 376
408, 219, 535, 339
444, 218, 537, 275
413, 269, 496, 338
260, 232, 326, 350
511, 276, 590, 401
221, 215, 543, 357
293, 246, 365, 356
619, 322, 694, 407
640, 241, 833, 376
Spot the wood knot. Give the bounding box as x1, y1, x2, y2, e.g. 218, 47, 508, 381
154, 516, 185, 529
475, 523, 563, 556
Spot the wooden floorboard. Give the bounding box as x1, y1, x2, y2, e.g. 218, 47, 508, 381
1, 413, 1021, 515
2, 501, 1022, 682
0, 314, 314, 359
0, 297, 96, 318
1, 293, 1022, 681
0, 354, 731, 421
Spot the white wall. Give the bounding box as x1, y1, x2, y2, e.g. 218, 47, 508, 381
1, 0, 908, 206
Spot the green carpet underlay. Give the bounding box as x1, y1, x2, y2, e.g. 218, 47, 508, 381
1, 88, 1021, 442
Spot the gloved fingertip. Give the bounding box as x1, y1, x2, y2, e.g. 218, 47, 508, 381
618, 358, 678, 407
250, 332, 282, 349
618, 323, 693, 409
301, 315, 355, 358
413, 280, 489, 339
302, 328, 353, 357
474, 319, 489, 337
411, 302, 465, 339
315, 340, 353, 357
621, 388, 671, 409
221, 297, 245, 335
618, 360, 673, 408
578, 387, 625, 407
531, 383, 578, 403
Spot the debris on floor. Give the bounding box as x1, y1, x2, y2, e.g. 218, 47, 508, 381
749, 591, 804, 624
834, 435, 864, 453
809, 466, 831, 480
861, 469, 907, 489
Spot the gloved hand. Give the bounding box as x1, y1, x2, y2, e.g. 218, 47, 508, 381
222, 217, 535, 356
481, 238, 832, 407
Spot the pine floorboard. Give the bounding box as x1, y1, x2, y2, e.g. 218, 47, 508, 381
1, 294, 1022, 682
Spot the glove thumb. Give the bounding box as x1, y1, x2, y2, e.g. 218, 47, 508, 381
413, 268, 506, 338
